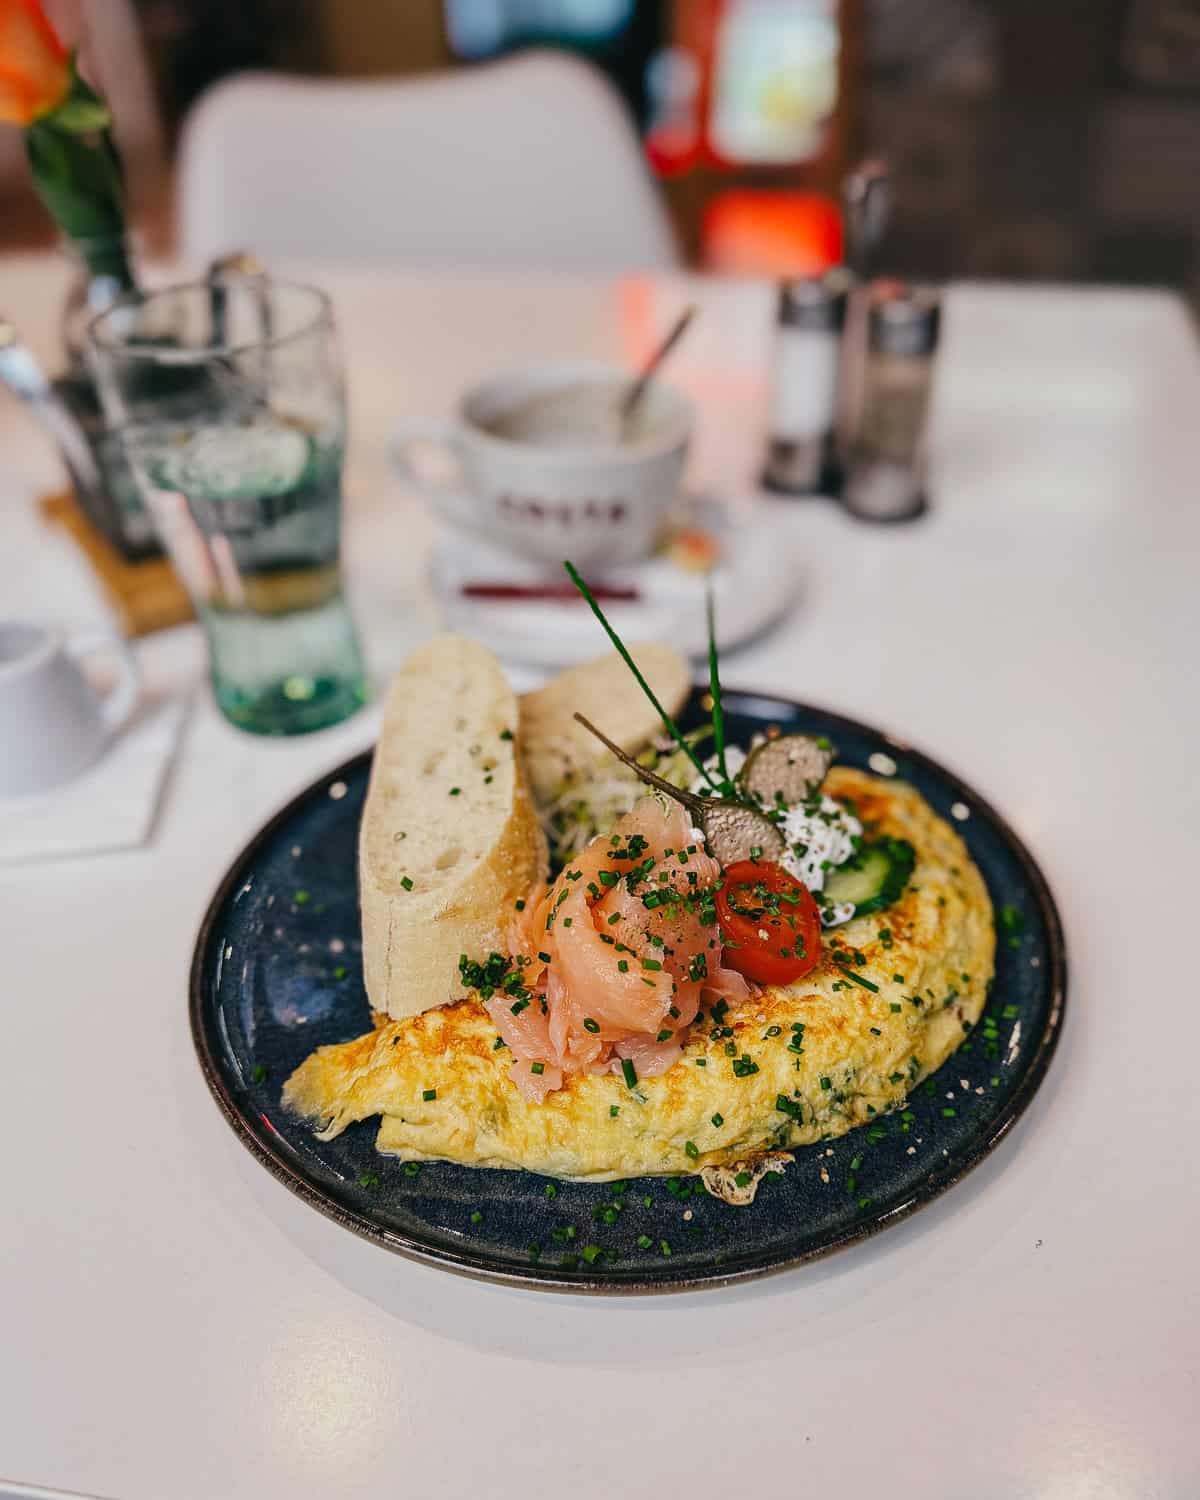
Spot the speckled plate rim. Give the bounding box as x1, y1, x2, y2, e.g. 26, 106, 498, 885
189, 693, 1067, 1295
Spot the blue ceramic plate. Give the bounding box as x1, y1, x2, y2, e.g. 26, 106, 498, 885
190, 692, 1066, 1293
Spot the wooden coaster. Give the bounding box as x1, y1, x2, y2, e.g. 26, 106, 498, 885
38, 489, 194, 638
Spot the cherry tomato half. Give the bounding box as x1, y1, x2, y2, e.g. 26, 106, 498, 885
714, 860, 822, 986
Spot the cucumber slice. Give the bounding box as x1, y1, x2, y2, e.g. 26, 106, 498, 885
823, 837, 915, 917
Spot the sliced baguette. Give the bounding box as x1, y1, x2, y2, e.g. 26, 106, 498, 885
518, 643, 691, 805
360, 634, 548, 1022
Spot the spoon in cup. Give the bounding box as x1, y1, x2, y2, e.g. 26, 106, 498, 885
619, 304, 696, 436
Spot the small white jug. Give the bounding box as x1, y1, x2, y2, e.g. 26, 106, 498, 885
0, 620, 139, 798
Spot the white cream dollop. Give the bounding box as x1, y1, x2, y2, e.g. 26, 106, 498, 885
693, 746, 862, 923
777, 794, 862, 892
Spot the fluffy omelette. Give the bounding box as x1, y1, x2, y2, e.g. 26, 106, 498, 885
283, 769, 995, 1183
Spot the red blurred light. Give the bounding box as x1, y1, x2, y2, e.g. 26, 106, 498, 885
702, 189, 843, 276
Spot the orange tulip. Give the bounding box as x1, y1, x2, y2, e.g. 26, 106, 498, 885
0, 0, 71, 126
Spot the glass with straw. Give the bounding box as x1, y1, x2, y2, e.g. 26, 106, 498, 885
89, 274, 368, 735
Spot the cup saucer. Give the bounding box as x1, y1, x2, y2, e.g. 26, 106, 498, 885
430, 499, 796, 669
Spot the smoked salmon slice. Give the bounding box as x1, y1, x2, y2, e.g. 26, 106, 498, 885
485, 796, 751, 1100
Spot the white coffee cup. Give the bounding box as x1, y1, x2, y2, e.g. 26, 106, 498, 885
0, 620, 140, 798
391, 361, 692, 570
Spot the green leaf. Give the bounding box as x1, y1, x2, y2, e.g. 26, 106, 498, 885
52, 98, 112, 133
24, 117, 131, 278
22, 53, 129, 271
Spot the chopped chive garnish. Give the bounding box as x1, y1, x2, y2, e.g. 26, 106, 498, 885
332, 966, 347, 980
293, 889, 310, 904
581, 1244, 603, 1265
820, 1076, 831, 1090
656, 1029, 673, 1042
610, 1104, 620, 1117
470, 1210, 483, 1224
637, 1234, 653, 1250
660, 1239, 672, 1256
734, 1172, 751, 1188
835, 962, 879, 992
249, 1063, 267, 1084
400, 877, 413, 891
530, 1062, 545, 1076
621, 1058, 638, 1089
422, 1088, 436, 1101
583, 1017, 600, 1033
711, 1112, 724, 1127
544, 1182, 557, 1199
685, 1140, 700, 1159
890, 1002, 902, 1013
514, 898, 525, 911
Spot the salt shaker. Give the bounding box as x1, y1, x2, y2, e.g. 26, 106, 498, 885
842, 284, 940, 523
762, 268, 853, 496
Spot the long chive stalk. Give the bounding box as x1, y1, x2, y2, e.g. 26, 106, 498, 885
564, 560, 720, 792
705, 580, 732, 793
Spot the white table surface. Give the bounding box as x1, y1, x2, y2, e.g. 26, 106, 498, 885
2, 254, 1198, 1500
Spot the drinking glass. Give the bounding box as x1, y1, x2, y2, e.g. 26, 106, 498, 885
88, 275, 368, 736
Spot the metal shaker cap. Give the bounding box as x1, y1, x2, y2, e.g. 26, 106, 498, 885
868, 283, 941, 357
777, 267, 854, 332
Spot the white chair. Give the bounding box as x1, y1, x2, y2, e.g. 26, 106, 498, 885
177, 52, 679, 272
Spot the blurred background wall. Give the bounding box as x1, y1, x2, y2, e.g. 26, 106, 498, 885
3, 0, 1199, 304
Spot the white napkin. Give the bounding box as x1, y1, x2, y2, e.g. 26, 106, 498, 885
0, 693, 188, 862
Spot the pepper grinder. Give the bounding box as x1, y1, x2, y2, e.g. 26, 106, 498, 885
842, 284, 941, 523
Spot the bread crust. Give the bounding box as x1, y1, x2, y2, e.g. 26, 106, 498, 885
360, 635, 548, 1022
